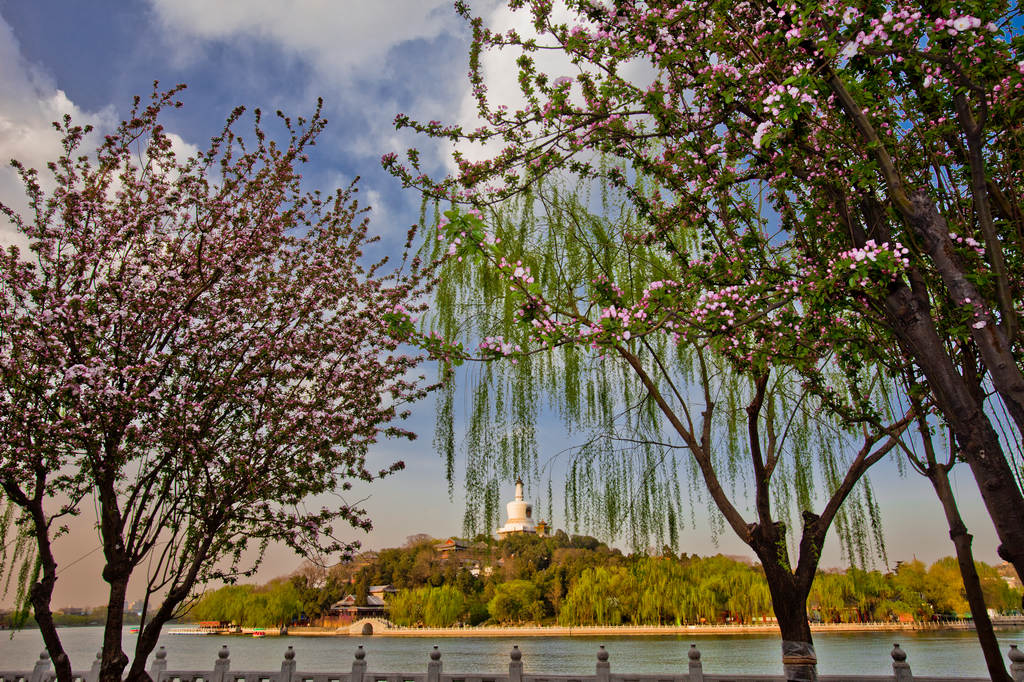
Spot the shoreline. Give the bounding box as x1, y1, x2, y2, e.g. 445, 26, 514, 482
280, 620, 1023, 638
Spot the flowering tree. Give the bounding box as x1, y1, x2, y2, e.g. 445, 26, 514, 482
387, 0, 1024, 617
386, 2, 1024, 678
406, 193, 910, 680
0, 87, 431, 682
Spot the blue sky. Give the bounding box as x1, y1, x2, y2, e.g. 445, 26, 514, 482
0, 1, 1007, 607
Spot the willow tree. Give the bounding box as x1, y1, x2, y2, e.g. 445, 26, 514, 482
0, 88, 431, 682
391, 188, 911, 680
387, 0, 1024, 587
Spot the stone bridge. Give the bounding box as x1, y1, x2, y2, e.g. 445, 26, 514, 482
346, 617, 394, 635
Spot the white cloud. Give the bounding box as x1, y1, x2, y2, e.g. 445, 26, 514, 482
445, 3, 656, 172
148, 0, 457, 75
165, 131, 200, 161
0, 17, 116, 251
449, 4, 580, 171
145, 0, 472, 190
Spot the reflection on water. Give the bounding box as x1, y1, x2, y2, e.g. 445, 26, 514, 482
0, 627, 1021, 677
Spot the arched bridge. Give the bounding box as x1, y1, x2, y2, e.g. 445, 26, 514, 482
346, 617, 394, 635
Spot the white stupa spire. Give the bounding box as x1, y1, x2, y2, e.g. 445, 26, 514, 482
496, 478, 536, 538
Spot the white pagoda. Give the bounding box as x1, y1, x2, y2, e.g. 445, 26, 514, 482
496, 478, 536, 538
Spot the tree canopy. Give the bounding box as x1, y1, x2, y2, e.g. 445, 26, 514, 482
386, 2, 1024, 678
190, 532, 1022, 629
0, 86, 431, 682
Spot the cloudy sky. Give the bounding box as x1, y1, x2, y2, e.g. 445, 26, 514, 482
0, 1, 1007, 608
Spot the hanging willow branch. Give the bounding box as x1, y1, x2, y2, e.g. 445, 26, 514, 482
414, 181, 907, 567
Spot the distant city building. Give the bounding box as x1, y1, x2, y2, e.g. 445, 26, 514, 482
496, 479, 538, 538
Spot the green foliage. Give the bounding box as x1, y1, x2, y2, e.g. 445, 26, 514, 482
423, 187, 895, 570
185, 533, 1023, 628
389, 585, 467, 627
808, 559, 1024, 622
0, 502, 38, 629
488, 579, 543, 623
191, 578, 302, 627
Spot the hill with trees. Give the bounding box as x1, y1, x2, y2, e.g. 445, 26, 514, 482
189, 533, 1021, 628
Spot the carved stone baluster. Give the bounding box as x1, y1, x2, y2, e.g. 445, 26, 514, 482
595, 646, 609, 682
213, 646, 230, 682
280, 647, 296, 682
29, 651, 51, 682
687, 644, 703, 682
427, 646, 442, 682
891, 643, 913, 682
508, 646, 522, 682
348, 646, 366, 682
1008, 644, 1024, 682
86, 651, 102, 682
149, 647, 168, 682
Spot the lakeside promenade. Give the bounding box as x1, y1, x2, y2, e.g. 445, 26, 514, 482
284, 617, 1024, 637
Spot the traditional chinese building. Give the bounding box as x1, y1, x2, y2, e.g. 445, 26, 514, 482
434, 538, 471, 558
321, 593, 389, 628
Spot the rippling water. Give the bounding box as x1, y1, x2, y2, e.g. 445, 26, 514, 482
1, 627, 1022, 677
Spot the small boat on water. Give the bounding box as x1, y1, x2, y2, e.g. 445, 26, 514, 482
251, 629, 266, 638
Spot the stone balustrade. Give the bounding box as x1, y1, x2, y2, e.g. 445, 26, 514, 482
3, 641, 1024, 682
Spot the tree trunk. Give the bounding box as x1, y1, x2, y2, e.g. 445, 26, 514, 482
749, 523, 817, 682
928, 464, 1011, 682
12, 488, 73, 682
125, 588, 188, 682
822, 63, 1024, 578
29, 576, 73, 682
99, 561, 131, 682
883, 282, 1024, 578
125, 620, 164, 682
905, 190, 1024, 433
124, 533, 221, 682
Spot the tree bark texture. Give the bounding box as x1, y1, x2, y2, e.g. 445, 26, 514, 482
883, 282, 1024, 578
99, 562, 131, 682
749, 522, 818, 682
823, 64, 1024, 580
4, 482, 74, 682
928, 464, 1011, 682
906, 190, 1024, 433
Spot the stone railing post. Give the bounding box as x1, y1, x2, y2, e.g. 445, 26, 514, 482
687, 644, 703, 682
87, 651, 102, 682
1009, 644, 1024, 682
509, 646, 523, 682
213, 645, 231, 682
427, 646, 442, 682
29, 651, 51, 682
596, 646, 610, 682
149, 647, 168, 682
351, 646, 367, 682
891, 644, 913, 682
280, 647, 296, 682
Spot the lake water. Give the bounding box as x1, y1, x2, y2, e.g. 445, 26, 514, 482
1, 627, 1022, 677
